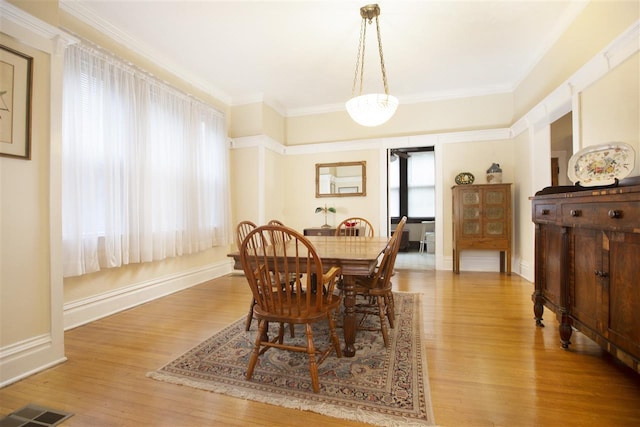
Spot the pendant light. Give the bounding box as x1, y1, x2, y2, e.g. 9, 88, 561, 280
346, 4, 398, 127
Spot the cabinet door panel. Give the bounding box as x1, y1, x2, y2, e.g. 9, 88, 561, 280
606, 232, 640, 356
542, 225, 564, 308
570, 228, 600, 332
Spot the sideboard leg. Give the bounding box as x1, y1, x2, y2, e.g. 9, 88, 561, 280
532, 290, 544, 327
559, 311, 573, 349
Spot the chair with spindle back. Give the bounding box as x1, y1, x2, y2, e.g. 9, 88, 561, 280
352, 216, 407, 347
335, 217, 375, 237
236, 221, 258, 331
239, 225, 342, 393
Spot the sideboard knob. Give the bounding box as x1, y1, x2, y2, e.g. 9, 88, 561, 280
541, 209, 550, 215
570, 209, 581, 217
608, 209, 622, 219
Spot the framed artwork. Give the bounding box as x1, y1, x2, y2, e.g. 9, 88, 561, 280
0, 45, 33, 159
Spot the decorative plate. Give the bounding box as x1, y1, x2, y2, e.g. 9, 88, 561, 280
455, 172, 475, 185
568, 142, 635, 186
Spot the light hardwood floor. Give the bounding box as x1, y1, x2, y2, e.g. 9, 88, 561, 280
2, 269, 639, 426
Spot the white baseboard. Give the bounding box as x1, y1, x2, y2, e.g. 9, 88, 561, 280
442, 252, 528, 279
63, 260, 234, 330
0, 334, 67, 388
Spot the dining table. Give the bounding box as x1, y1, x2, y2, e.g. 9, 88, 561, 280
228, 234, 390, 357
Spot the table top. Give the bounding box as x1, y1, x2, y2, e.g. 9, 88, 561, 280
228, 235, 389, 276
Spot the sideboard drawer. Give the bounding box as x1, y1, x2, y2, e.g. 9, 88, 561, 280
303, 227, 335, 236
562, 202, 640, 230
533, 203, 557, 222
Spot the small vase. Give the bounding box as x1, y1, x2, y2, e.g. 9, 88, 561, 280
486, 163, 502, 184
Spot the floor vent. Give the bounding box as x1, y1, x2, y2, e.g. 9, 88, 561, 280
0, 404, 73, 427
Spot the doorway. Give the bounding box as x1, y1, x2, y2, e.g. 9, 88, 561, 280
550, 112, 573, 186
388, 147, 436, 270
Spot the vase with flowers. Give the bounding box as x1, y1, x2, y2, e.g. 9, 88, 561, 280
315, 204, 336, 228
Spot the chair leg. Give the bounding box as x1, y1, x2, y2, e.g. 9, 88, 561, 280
328, 311, 342, 358
304, 324, 320, 393
385, 291, 395, 328
377, 296, 390, 347
247, 320, 267, 380
245, 298, 256, 331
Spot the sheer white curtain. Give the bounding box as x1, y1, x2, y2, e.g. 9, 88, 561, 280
62, 43, 231, 277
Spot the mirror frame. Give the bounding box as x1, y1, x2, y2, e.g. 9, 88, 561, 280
315, 161, 367, 198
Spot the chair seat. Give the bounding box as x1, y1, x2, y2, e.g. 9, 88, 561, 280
253, 294, 342, 324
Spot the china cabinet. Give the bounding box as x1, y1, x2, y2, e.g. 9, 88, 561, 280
452, 184, 512, 274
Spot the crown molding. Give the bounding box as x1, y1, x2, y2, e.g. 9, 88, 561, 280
1, 1, 78, 52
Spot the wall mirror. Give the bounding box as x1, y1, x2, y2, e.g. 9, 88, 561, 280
316, 161, 366, 197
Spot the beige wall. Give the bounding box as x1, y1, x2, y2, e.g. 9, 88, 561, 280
0, 35, 52, 346
580, 52, 640, 178
229, 103, 262, 138
513, 130, 534, 277
514, 0, 639, 119
229, 103, 285, 143
286, 93, 514, 145
6, 0, 59, 24
230, 146, 260, 228
283, 150, 381, 233
264, 147, 287, 222
63, 247, 230, 302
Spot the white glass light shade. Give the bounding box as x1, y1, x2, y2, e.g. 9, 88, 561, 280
346, 93, 399, 127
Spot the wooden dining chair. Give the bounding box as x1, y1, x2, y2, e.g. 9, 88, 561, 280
265, 219, 300, 338
239, 225, 343, 393
236, 221, 258, 331
267, 219, 287, 244
352, 216, 407, 347
335, 217, 375, 237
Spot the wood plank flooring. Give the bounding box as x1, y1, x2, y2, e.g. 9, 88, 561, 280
1, 268, 639, 426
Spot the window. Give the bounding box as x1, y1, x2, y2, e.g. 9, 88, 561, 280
61, 43, 231, 277
389, 148, 435, 220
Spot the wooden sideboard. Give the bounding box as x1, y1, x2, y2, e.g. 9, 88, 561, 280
531, 182, 640, 373
452, 184, 512, 274
303, 227, 336, 236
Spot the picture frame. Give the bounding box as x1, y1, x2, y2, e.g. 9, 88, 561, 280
0, 45, 33, 160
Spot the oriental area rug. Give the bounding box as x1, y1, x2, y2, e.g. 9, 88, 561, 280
147, 293, 435, 426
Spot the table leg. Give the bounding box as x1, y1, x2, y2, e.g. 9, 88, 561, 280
342, 275, 357, 357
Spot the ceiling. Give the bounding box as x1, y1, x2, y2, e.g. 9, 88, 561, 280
61, 0, 589, 117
